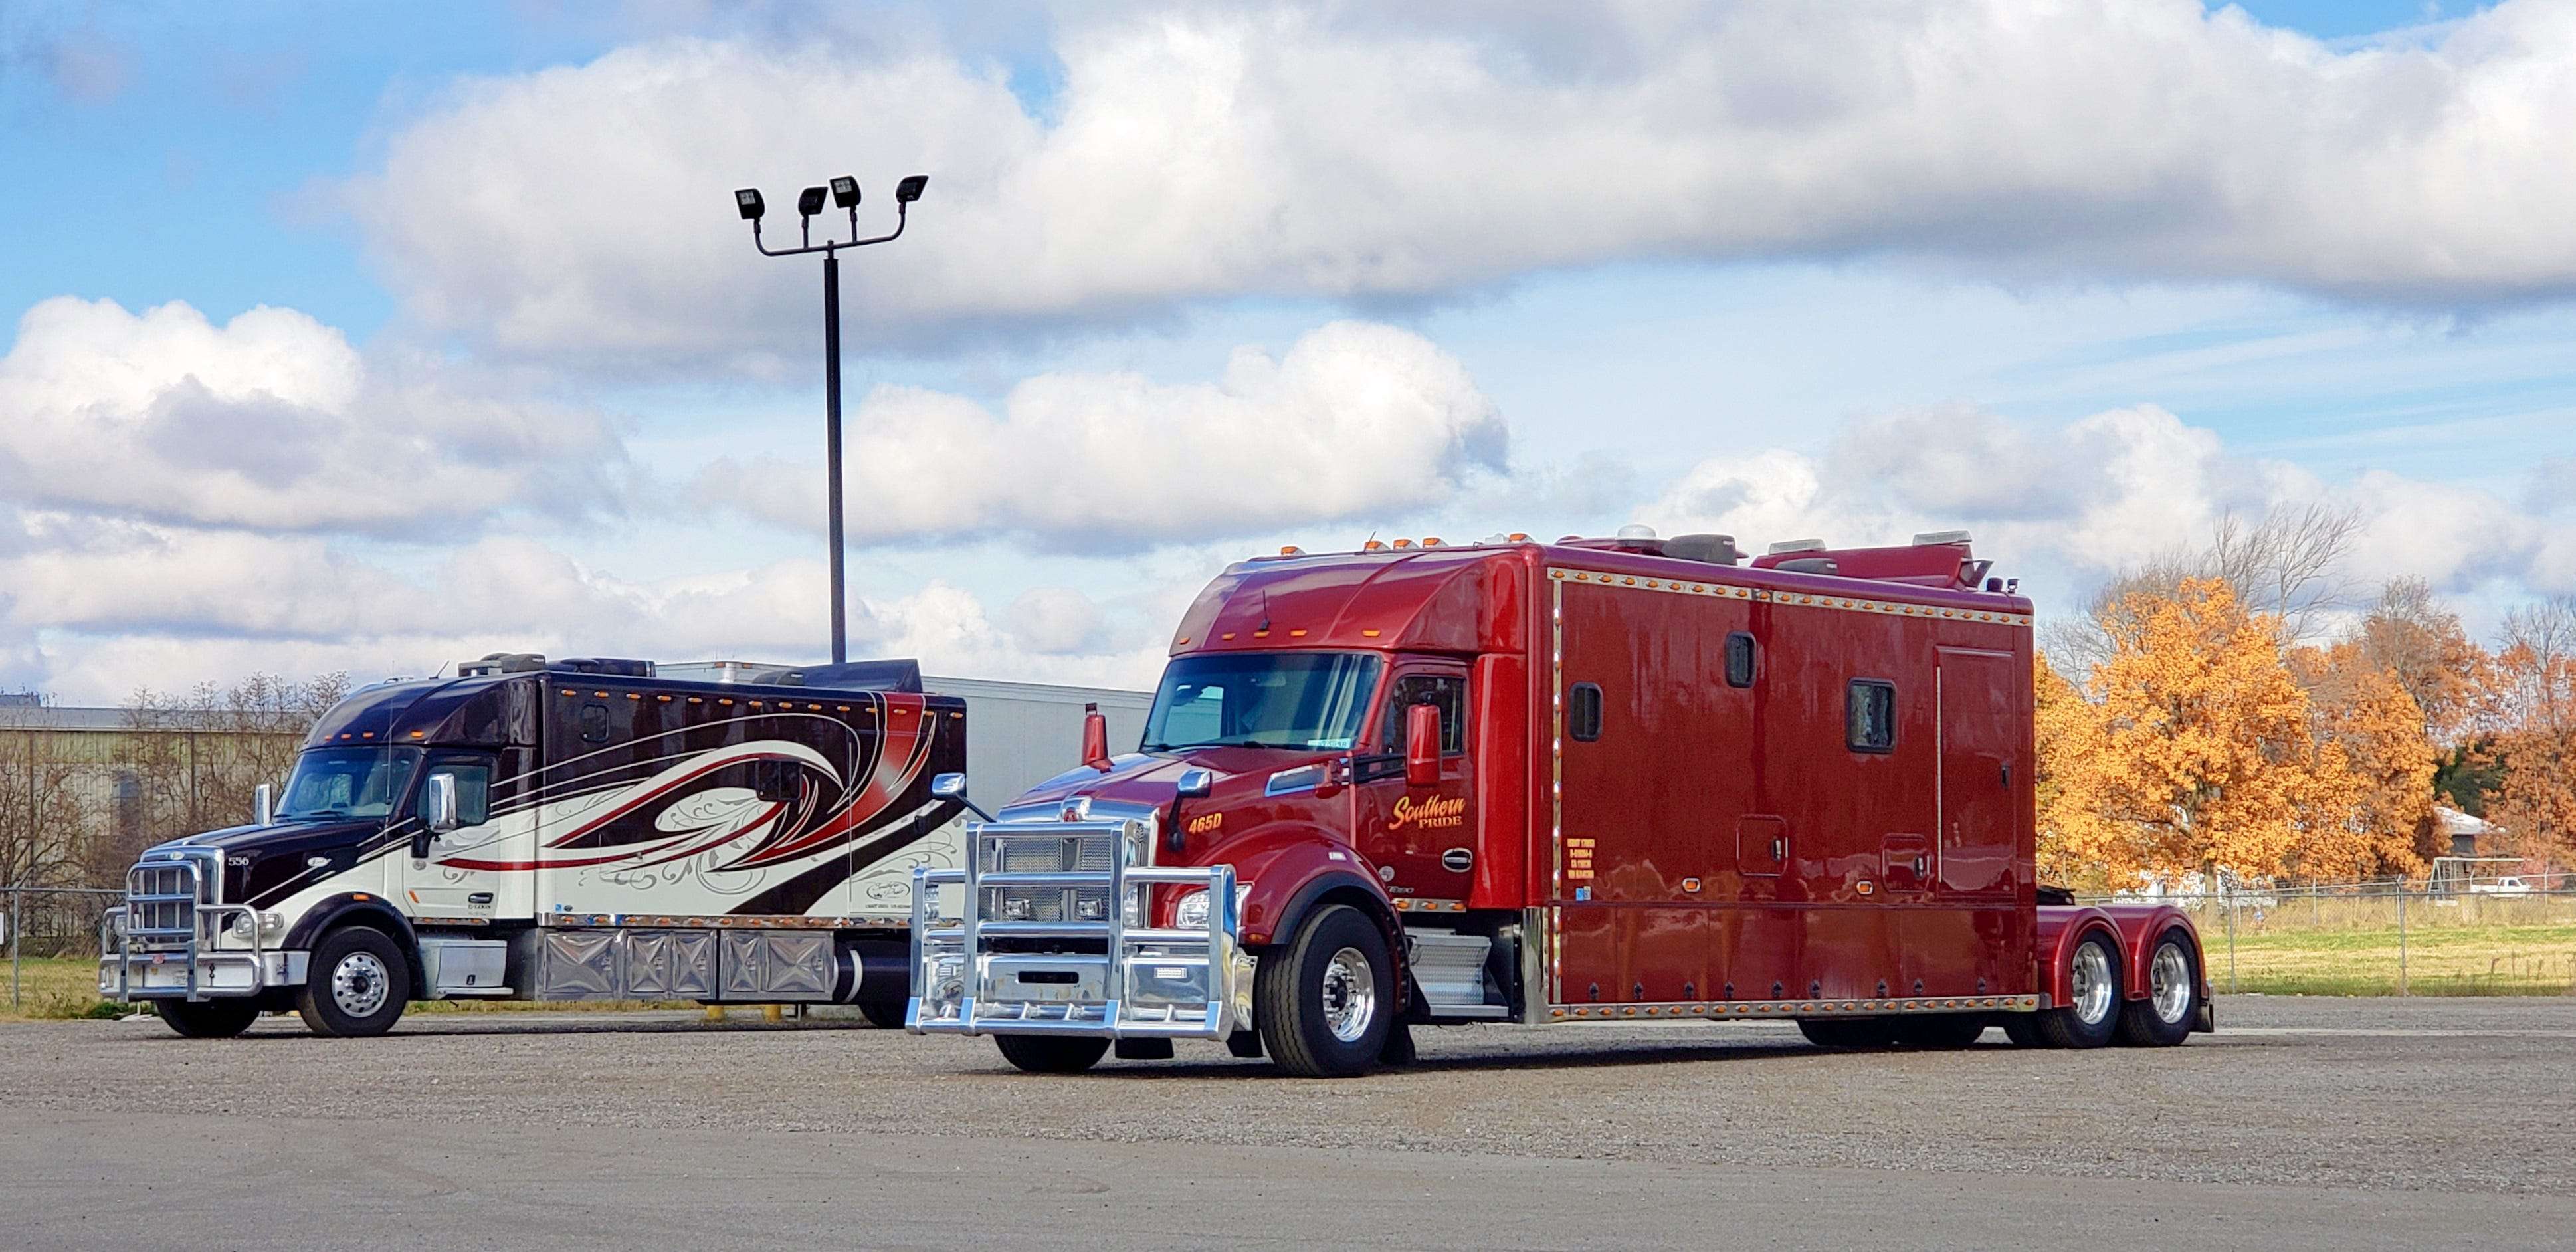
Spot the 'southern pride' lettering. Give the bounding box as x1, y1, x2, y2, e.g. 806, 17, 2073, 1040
1389, 794, 1466, 831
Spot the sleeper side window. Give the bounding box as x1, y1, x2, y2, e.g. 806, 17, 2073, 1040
1725, 632, 1757, 688
1846, 680, 1896, 754
1568, 682, 1604, 742
579, 702, 610, 744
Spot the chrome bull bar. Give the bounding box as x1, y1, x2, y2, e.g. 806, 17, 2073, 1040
908, 817, 1246, 1039
96, 854, 268, 1003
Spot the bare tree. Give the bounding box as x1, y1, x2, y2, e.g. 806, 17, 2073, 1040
2046, 502, 2364, 672
114, 673, 349, 868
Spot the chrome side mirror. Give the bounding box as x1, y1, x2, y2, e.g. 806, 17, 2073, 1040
1174, 768, 1214, 799
254, 783, 274, 827
930, 772, 995, 822
424, 772, 461, 834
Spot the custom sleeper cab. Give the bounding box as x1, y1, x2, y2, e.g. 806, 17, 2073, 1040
910, 528, 2214, 1077
101, 655, 969, 1037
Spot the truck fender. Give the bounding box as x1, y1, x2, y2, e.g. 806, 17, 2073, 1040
1217, 831, 1408, 1015
2031, 904, 2124, 1009
2102, 904, 2207, 1006
281, 893, 427, 1000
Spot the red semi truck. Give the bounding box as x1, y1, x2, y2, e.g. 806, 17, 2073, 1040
911, 528, 2212, 1076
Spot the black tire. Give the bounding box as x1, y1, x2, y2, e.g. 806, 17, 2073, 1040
1256, 904, 1395, 1077
2034, 931, 2122, 1049
856, 997, 908, 1030
295, 926, 412, 1038
158, 997, 262, 1039
993, 1035, 1110, 1073
2117, 928, 2201, 1047
1797, 1016, 1896, 1049
1894, 1013, 1988, 1049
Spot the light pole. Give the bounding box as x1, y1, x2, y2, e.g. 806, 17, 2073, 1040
734, 172, 928, 665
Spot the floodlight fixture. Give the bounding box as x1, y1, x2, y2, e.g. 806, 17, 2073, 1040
729, 164, 931, 667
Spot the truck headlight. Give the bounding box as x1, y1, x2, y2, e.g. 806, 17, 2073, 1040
1174, 885, 1250, 931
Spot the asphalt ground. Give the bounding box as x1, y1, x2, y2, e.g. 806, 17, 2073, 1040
4, 997, 2574, 1249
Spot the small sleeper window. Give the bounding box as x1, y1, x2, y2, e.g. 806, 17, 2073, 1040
1725, 632, 1757, 688
1568, 682, 1603, 742
1846, 680, 1896, 753
579, 703, 610, 744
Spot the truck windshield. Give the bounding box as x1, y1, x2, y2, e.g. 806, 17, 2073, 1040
1141, 653, 1382, 752
276, 746, 421, 821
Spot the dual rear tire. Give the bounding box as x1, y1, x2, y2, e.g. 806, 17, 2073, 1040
2021, 928, 2200, 1049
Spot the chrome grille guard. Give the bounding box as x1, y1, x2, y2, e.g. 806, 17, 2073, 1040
98, 849, 267, 1002
908, 815, 1247, 1039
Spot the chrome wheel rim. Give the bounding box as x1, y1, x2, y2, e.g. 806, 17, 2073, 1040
331, 952, 391, 1019
1320, 946, 1377, 1043
2071, 942, 2114, 1026
2149, 942, 2193, 1024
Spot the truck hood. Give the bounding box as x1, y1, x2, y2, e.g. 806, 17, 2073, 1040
1006, 747, 1336, 816
144, 819, 388, 908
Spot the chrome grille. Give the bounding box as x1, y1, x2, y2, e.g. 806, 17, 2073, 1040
983, 830, 1127, 926
124, 854, 214, 951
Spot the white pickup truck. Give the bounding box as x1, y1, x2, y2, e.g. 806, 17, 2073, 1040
2467, 876, 2533, 896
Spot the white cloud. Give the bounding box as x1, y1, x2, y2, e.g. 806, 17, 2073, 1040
1636, 403, 2576, 605
693, 320, 1506, 548
0, 298, 626, 534
347, 1, 2576, 369
0, 519, 1170, 702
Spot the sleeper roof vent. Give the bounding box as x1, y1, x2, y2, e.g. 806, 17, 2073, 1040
1664, 533, 1743, 566
1612, 523, 1662, 554
1912, 530, 1972, 546
1767, 538, 1827, 556
457, 651, 549, 677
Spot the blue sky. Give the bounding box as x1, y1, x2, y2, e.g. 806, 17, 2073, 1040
1, 1, 2570, 701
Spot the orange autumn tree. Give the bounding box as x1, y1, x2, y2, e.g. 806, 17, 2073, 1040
2037, 578, 2345, 890
2484, 598, 2576, 868
2292, 641, 2436, 879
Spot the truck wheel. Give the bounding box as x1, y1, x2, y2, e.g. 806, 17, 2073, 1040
1894, 1014, 1987, 1049
1796, 1017, 1896, 1049
2034, 931, 2122, 1049
993, 1035, 1110, 1073
857, 997, 908, 1029
1256, 904, 1395, 1077
295, 926, 411, 1038
2116, 928, 2200, 1047
158, 998, 262, 1039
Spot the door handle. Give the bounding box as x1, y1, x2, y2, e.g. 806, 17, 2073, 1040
1771, 837, 1786, 863
2000, 762, 2011, 787
1915, 854, 1929, 877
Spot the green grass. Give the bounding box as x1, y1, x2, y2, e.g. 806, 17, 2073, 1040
2209, 924, 2576, 996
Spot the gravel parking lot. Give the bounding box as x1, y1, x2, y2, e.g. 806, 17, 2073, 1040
6, 997, 2575, 1249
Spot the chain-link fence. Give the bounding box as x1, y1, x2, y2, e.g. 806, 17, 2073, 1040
5, 885, 122, 1011
2085, 873, 2576, 996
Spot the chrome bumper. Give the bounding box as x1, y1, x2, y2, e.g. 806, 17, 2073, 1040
908, 817, 1248, 1040
96, 941, 302, 1001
